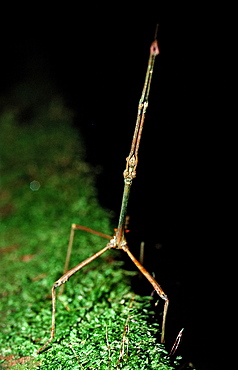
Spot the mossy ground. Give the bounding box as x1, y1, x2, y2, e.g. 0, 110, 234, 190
0, 100, 182, 369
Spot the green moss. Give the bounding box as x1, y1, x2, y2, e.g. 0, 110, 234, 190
0, 101, 183, 369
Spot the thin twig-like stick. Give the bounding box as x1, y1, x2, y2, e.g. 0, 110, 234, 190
117, 295, 135, 366
139, 241, 145, 265
169, 328, 184, 356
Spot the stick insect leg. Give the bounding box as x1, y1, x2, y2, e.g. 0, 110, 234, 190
37, 243, 113, 353
59, 224, 111, 295
36, 285, 57, 353
123, 246, 169, 343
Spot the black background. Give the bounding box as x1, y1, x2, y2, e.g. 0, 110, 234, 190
1, 4, 234, 369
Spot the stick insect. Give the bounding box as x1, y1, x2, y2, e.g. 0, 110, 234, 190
37, 29, 169, 353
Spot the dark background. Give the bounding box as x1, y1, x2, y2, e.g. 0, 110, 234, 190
1, 4, 234, 370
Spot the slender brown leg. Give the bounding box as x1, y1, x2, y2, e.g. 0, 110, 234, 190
59, 224, 75, 295
123, 246, 169, 343
36, 286, 57, 353
37, 243, 113, 353
59, 224, 111, 295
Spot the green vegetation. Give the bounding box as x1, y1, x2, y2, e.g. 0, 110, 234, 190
0, 97, 181, 369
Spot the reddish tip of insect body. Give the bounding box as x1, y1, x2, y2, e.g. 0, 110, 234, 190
150, 40, 159, 55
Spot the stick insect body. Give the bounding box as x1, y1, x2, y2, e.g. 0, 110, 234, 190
37, 35, 169, 354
